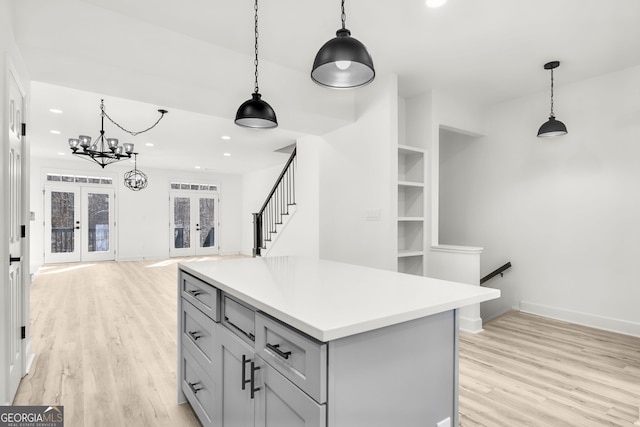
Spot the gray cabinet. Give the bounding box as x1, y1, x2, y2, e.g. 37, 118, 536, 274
177, 268, 458, 427
179, 271, 325, 427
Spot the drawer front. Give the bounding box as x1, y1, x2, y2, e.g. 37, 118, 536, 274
181, 347, 220, 427
182, 299, 217, 370
222, 294, 256, 345
180, 271, 219, 321
255, 312, 327, 404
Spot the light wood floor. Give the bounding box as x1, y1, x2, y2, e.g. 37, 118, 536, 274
14, 258, 640, 426
460, 311, 640, 426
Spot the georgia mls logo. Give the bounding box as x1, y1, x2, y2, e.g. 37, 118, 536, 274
0, 405, 64, 427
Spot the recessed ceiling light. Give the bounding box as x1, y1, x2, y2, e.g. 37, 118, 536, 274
145, 142, 154, 147
223, 152, 231, 157
49, 108, 63, 114
195, 166, 201, 169
57, 152, 65, 156
221, 135, 231, 140
426, 0, 447, 7
50, 130, 61, 134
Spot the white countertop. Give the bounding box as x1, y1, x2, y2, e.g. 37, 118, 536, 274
179, 256, 500, 342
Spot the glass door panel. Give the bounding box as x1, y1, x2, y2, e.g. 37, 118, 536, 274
81, 188, 115, 261
45, 187, 80, 263
199, 197, 216, 249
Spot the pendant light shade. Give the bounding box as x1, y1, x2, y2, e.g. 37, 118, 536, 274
537, 116, 568, 138
311, 1, 375, 89
235, 0, 278, 129
537, 61, 567, 138
235, 93, 278, 129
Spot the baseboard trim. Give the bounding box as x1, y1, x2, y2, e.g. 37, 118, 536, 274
459, 316, 484, 334
520, 301, 640, 338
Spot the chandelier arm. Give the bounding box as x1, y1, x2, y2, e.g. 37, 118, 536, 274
102, 109, 167, 136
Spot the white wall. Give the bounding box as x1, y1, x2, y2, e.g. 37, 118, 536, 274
318, 74, 398, 271
30, 156, 243, 269
262, 136, 321, 259
438, 65, 640, 336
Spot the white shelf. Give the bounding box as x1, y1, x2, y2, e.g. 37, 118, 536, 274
398, 144, 426, 154
398, 216, 425, 222
398, 250, 424, 258
398, 180, 424, 188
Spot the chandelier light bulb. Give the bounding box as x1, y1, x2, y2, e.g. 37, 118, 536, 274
335, 60, 352, 70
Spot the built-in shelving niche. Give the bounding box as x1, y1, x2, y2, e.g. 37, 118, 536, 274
396, 101, 426, 277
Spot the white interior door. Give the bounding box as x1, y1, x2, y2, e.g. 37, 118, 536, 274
170, 192, 219, 257
7, 66, 25, 402
44, 186, 115, 263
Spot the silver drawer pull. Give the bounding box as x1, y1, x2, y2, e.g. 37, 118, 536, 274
188, 330, 203, 341
188, 381, 203, 394
187, 289, 203, 298
266, 343, 292, 360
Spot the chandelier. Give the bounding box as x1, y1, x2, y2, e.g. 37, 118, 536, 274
124, 153, 148, 191
68, 99, 167, 168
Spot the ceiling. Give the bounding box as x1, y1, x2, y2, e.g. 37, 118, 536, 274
12, 0, 640, 173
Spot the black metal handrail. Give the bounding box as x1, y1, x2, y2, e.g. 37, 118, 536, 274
253, 147, 297, 257
480, 262, 512, 285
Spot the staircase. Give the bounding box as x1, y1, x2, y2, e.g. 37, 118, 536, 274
253, 147, 297, 256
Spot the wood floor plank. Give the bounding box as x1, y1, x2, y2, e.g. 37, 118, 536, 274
13, 258, 640, 427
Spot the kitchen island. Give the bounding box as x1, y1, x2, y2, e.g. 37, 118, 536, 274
177, 256, 499, 427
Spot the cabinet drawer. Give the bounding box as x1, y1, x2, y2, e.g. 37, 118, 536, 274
222, 294, 256, 345
181, 299, 217, 371
180, 271, 219, 321
181, 347, 220, 427
255, 312, 327, 404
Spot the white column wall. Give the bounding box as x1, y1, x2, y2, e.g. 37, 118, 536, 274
318, 74, 398, 271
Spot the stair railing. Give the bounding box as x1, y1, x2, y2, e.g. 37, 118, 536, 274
480, 261, 512, 285
253, 147, 297, 256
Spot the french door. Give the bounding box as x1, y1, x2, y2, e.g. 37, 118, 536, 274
44, 186, 115, 263
170, 191, 219, 257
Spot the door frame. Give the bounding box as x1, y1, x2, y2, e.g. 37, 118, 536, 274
44, 185, 116, 264
169, 190, 220, 257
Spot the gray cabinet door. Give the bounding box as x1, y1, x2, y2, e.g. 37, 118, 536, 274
218, 325, 256, 427
255, 360, 326, 427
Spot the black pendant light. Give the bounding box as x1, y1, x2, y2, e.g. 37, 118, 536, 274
235, 0, 277, 129
311, 0, 375, 89
537, 61, 568, 138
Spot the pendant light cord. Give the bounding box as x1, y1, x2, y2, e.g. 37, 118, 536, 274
549, 68, 555, 118
100, 99, 167, 136
341, 0, 346, 29
254, 0, 260, 94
